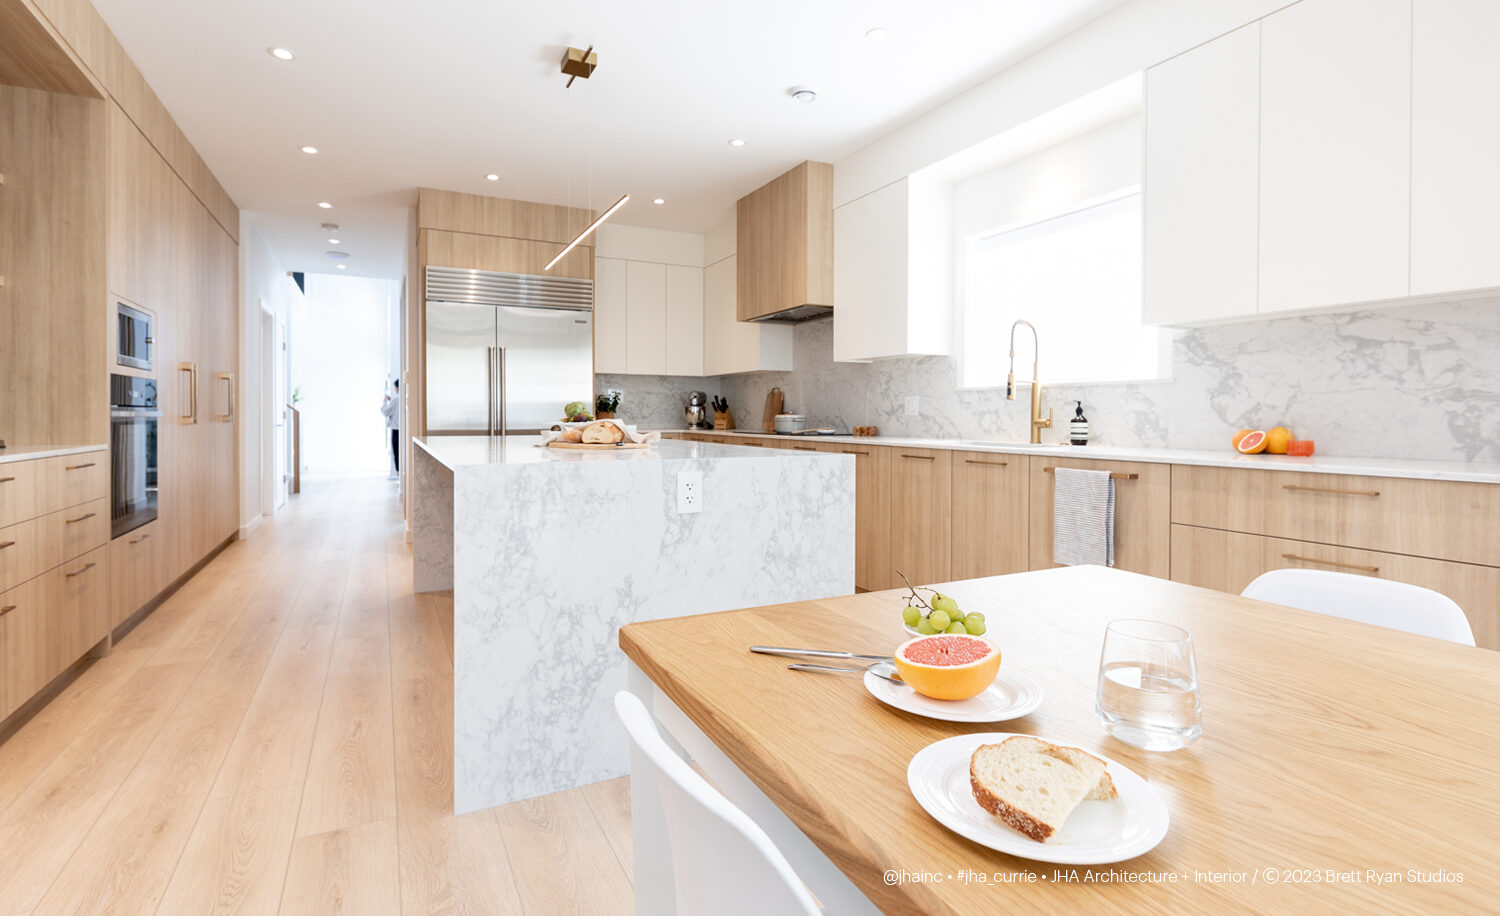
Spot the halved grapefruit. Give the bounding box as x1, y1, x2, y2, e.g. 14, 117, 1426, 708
1234, 430, 1268, 454
893, 634, 1001, 700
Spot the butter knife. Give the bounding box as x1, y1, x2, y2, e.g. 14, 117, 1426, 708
750, 645, 891, 662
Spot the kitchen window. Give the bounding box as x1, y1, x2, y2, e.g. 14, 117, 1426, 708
960, 188, 1169, 388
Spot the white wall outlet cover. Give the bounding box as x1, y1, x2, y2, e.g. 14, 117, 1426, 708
676, 469, 704, 514
904, 396, 920, 416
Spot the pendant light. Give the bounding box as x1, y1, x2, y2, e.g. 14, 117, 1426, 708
546, 44, 628, 271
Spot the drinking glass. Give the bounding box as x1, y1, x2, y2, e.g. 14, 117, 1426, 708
1095, 619, 1201, 751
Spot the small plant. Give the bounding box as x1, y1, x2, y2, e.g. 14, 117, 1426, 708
291, 386, 303, 406
595, 390, 621, 414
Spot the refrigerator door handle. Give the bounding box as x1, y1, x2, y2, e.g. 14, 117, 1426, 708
486, 346, 496, 436
496, 345, 507, 435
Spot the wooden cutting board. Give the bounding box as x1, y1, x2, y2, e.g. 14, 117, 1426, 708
546, 440, 651, 450
761, 387, 783, 432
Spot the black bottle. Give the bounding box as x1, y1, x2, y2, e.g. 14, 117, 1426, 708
1069, 401, 1089, 446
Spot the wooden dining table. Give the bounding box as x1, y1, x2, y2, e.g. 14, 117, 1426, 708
619, 565, 1499, 914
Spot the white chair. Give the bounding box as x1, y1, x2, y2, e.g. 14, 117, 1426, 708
1241, 569, 1475, 646
613, 691, 821, 916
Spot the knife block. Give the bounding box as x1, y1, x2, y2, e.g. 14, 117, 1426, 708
714, 407, 736, 430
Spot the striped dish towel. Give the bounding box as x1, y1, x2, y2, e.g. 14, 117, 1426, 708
1052, 467, 1115, 567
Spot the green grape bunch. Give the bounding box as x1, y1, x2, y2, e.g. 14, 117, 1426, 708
896, 571, 987, 637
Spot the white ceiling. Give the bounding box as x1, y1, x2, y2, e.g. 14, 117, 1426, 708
92, 0, 1128, 279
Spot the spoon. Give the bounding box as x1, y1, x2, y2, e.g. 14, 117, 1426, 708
787, 661, 904, 684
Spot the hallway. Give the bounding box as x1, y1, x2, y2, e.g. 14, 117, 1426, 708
0, 478, 633, 915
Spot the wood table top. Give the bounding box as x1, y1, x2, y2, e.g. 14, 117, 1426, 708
619, 566, 1499, 914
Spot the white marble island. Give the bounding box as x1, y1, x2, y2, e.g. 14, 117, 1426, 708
412, 435, 854, 813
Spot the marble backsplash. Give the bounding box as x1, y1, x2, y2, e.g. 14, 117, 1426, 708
602, 294, 1500, 463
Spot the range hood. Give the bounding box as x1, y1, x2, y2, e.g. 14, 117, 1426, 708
744, 303, 833, 324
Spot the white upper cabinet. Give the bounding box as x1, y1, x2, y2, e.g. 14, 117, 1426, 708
704, 253, 792, 376
665, 265, 704, 376
1142, 22, 1260, 326
1411, 0, 1500, 295
832, 177, 952, 362
625, 261, 668, 375
1258, 0, 1412, 314
593, 256, 629, 374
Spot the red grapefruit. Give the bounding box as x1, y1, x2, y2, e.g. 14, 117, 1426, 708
893, 634, 1001, 700
1235, 430, 1268, 454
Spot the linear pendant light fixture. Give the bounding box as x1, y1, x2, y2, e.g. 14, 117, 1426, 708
545, 44, 628, 271
545, 193, 629, 271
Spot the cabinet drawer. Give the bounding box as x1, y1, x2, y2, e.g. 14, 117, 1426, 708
951, 453, 1029, 580
40, 498, 109, 569
1170, 524, 1499, 650
44, 545, 110, 681
109, 521, 161, 627
37, 453, 109, 515
0, 461, 40, 528
0, 576, 44, 719
1171, 466, 1500, 567
0, 516, 43, 593
1029, 457, 1171, 578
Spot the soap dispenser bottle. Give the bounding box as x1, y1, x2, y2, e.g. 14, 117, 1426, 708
1069, 401, 1090, 446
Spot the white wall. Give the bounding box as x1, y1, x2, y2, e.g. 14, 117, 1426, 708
238, 216, 302, 536
292, 273, 402, 477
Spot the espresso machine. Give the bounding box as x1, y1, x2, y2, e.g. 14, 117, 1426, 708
684, 391, 712, 429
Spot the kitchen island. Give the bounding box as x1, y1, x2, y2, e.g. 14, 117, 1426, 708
412, 434, 854, 813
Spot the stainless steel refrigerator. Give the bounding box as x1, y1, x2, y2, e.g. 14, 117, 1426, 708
424, 266, 594, 435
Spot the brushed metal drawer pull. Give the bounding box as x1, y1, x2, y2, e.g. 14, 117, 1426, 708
0, 605, 15, 616
0, 476, 14, 483
129, 534, 151, 544
0, 540, 14, 549
1282, 484, 1380, 498
66, 512, 97, 524
900, 454, 936, 461
839, 449, 868, 456
1281, 553, 1379, 574
964, 459, 1009, 467
65, 462, 97, 471
65, 562, 96, 578
793, 446, 817, 451
1042, 467, 1139, 480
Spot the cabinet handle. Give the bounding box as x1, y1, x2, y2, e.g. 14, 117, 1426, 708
964, 458, 1009, 467
65, 462, 96, 471
792, 445, 817, 451
900, 454, 935, 461
1282, 484, 1380, 498
839, 449, 868, 456
65, 512, 97, 524
129, 533, 151, 545
65, 562, 96, 578
1042, 467, 1138, 480
0, 477, 13, 483
0, 540, 14, 549
216, 372, 235, 422
1280, 553, 1379, 574
0, 605, 15, 616
179, 362, 198, 424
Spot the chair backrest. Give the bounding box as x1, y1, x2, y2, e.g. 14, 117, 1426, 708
1241, 569, 1475, 646
613, 692, 820, 916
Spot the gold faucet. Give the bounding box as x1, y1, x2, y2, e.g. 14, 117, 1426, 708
1006, 319, 1052, 444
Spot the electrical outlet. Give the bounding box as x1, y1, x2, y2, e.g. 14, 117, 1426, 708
904, 396, 920, 417
676, 470, 704, 514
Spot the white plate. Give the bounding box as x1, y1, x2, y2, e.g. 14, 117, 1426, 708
863, 667, 1043, 723
907, 732, 1169, 864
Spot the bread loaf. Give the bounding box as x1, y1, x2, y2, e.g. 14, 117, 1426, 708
581, 421, 625, 444
969, 736, 1115, 843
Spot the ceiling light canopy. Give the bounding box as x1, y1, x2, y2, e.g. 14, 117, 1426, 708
788, 86, 817, 104
267, 47, 295, 60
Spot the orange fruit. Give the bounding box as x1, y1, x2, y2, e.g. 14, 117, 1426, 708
1235, 430, 1268, 454
1266, 426, 1293, 455
893, 635, 1001, 700
1231, 429, 1255, 450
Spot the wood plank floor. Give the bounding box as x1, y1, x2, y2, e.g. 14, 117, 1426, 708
0, 477, 634, 916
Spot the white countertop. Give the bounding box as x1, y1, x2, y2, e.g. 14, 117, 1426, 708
414, 434, 846, 470
0, 444, 107, 465
662, 429, 1500, 484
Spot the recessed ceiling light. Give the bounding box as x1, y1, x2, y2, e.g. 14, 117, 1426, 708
485, 173, 500, 181
267, 47, 296, 61
326, 250, 348, 259
300, 146, 319, 154
328, 238, 340, 244
336, 264, 346, 269
865, 27, 889, 42
317, 202, 332, 209
653, 198, 665, 205
728, 138, 746, 148
788, 86, 817, 104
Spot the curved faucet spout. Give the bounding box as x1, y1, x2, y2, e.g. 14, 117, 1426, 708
1006, 319, 1052, 443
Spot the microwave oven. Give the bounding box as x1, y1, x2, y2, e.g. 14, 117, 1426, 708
117, 301, 153, 371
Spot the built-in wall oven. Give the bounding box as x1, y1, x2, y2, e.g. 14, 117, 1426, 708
110, 374, 158, 538
117, 301, 153, 371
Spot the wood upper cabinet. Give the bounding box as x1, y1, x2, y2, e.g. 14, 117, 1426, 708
888, 447, 952, 588
1410, 0, 1500, 296
1143, 22, 1260, 326
736, 161, 833, 322
1258, 0, 1412, 313
950, 453, 1029, 580
1028, 457, 1171, 578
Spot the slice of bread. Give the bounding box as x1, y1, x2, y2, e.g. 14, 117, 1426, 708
969, 736, 1114, 843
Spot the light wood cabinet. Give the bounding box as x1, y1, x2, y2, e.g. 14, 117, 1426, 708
0, 461, 41, 529
1028, 457, 1171, 578
950, 453, 1029, 580
736, 161, 833, 322
0, 517, 42, 594
37, 455, 108, 513
1170, 524, 1500, 650
1258, 0, 1412, 313
0, 576, 45, 719
888, 448, 952, 588
109, 521, 160, 627
1143, 22, 1261, 326
0, 545, 109, 720
1171, 465, 1500, 568
1410, 0, 1500, 296
819, 442, 891, 592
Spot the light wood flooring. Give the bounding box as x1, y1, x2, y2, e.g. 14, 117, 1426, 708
0, 476, 634, 915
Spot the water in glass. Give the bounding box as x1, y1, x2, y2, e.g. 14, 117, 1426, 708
1096, 620, 1201, 751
